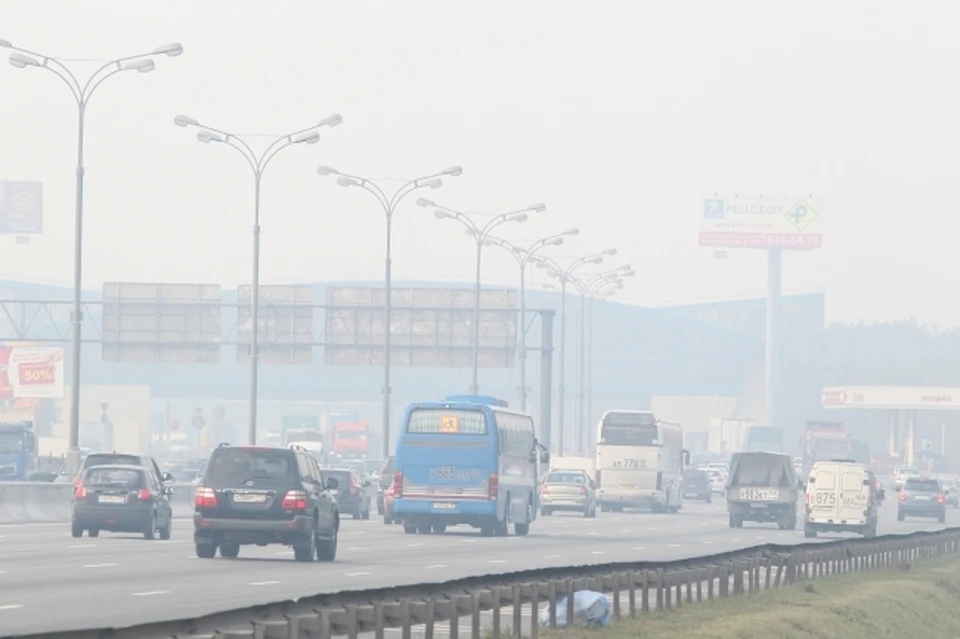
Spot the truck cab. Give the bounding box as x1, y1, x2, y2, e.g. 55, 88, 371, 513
0, 421, 37, 480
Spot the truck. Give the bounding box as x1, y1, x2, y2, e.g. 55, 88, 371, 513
0, 421, 38, 480
331, 422, 370, 461
280, 415, 321, 446
802, 420, 852, 477
707, 418, 755, 457
725, 450, 800, 529
743, 425, 784, 452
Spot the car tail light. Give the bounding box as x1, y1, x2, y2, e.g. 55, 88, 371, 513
898, 491, 907, 502
488, 473, 499, 500
75, 486, 87, 498
579, 485, 587, 495
73, 477, 82, 490
282, 490, 308, 510
392, 471, 403, 498
194, 486, 217, 509
937, 494, 945, 504
541, 484, 550, 494
348, 475, 358, 495
137, 489, 152, 501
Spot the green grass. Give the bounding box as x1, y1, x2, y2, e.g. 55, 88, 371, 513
541, 557, 960, 639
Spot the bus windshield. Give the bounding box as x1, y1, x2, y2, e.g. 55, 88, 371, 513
600, 413, 658, 446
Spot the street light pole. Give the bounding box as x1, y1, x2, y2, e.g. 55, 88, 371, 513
482, 229, 579, 410
531, 250, 617, 456
175, 113, 342, 445
317, 165, 463, 458
587, 281, 625, 446
1, 38, 184, 476
571, 267, 633, 453
421, 200, 546, 393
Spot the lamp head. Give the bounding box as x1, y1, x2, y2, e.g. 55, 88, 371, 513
316, 165, 339, 176
527, 203, 547, 213
603, 248, 618, 256
196, 130, 223, 144
293, 131, 320, 144
318, 113, 343, 127
174, 114, 199, 128
589, 256, 603, 265
434, 210, 451, 220
421, 178, 443, 189
9, 52, 40, 68
416, 198, 435, 208
337, 176, 359, 188
511, 213, 529, 224
442, 165, 463, 176
0, 39, 12, 48
154, 42, 184, 57
548, 237, 564, 246
563, 227, 580, 237
125, 58, 155, 73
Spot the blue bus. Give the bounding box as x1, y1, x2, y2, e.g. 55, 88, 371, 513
391, 395, 548, 536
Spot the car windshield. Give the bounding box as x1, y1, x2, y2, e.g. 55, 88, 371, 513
205, 449, 296, 483
84, 454, 140, 469
905, 479, 941, 493
84, 467, 141, 488
546, 472, 585, 484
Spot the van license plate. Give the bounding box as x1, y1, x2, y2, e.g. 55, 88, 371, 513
432, 502, 456, 509
98, 495, 125, 504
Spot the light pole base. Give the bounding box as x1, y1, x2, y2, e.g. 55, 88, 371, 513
65, 448, 81, 481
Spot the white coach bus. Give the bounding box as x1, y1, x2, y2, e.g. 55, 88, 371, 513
595, 410, 688, 513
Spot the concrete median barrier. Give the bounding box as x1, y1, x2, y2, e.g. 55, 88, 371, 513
0, 482, 197, 524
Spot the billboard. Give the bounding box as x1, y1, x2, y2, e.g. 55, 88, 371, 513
699, 196, 823, 250
0, 345, 64, 398
237, 284, 314, 365
822, 385, 960, 410
324, 285, 518, 368
0, 181, 43, 235
101, 282, 222, 363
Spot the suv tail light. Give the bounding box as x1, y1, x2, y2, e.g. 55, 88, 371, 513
898, 491, 907, 502
73, 477, 82, 490
488, 473, 499, 500
75, 486, 87, 499
137, 489, 152, 501
392, 471, 403, 498
937, 494, 945, 504
194, 486, 218, 509
282, 490, 308, 510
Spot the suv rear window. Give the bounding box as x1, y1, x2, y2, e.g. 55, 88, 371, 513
205, 448, 297, 483
905, 479, 941, 493
85, 467, 142, 488
84, 454, 141, 469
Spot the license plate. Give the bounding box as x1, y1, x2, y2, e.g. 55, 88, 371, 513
432, 502, 456, 509
915, 496, 930, 500
233, 494, 267, 504
98, 495, 126, 504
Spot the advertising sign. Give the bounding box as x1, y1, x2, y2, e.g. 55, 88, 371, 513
0, 346, 65, 399
699, 196, 823, 250
0, 181, 43, 235
822, 385, 960, 410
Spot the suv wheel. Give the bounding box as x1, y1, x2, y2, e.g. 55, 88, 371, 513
294, 525, 317, 562
196, 543, 217, 559
317, 522, 338, 562
220, 543, 240, 559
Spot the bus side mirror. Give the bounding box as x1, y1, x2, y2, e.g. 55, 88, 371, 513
682, 449, 690, 466
797, 479, 804, 490
541, 450, 550, 465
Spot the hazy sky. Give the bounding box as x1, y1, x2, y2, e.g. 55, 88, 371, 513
0, 2, 956, 324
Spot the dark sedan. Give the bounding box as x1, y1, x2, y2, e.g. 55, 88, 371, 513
71, 464, 173, 539
682, 469, 712, 503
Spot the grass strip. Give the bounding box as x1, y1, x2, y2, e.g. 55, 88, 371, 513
542, 557, 960, 639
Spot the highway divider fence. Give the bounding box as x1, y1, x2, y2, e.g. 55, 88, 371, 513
37, 526, 960, 639
0, 481, 197, 524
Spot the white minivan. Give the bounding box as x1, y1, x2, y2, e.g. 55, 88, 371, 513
804, 459, 878, 538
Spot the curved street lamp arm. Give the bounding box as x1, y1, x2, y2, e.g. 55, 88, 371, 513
213, 135, 260, 178
259, 135, 303, 176
17, 57, 82, 105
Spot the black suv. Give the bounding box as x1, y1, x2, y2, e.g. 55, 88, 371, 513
898, 477, 947, 523
193, 444, 341, 562
682, 469, 712, 503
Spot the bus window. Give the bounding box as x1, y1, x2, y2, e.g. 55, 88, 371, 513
600, 413, 658, 446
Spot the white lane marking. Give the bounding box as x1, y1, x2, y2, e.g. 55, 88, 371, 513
586, 532, 599, 536
702, 540, 714, 544
612, 517, 622, 522
69, 544, 93, 549
618, 529, 629, 533
488, 559, 507, 564
132, 590, 170, 597
82, 563, 117, 568
0, 571, 7, 575
249, 580, 281, 586
732, 538, 742, 542
544, 554, 560, 559
755, 536, 765, 540
407, 542, 425, 548
460, 538, 477, 543
347, 546, 366, 551
667, 544, 681, 548
646, 527, 658, 531
425, 564, 447, 569
590, 550, 606, 555
633, 547, 646, 551
345, 571, 371, 577
0, 604, 22, 611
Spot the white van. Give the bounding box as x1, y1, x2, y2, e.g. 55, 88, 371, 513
804, 459, 877, 538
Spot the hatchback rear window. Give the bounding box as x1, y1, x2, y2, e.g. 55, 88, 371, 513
85, 467, 142, 488
324, 470, 353, 485
205, 449, 296, 482
546, 472, 586, 484
905, 479, 941, 493
84, 454, 140, 468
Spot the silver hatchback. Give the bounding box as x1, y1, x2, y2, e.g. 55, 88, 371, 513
539, 470, 598, 518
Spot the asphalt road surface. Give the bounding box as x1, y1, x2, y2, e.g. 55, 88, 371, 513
0, 499, 950, 636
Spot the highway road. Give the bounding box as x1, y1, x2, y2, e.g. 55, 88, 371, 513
0, 498, 951, 636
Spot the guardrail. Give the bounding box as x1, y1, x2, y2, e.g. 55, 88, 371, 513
28, 527, 960, 639
0, 482, 196, 524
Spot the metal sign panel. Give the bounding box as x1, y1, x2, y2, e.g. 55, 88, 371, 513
101, 282, 221, 363
0, 181, 43, 235
236, 285, 314, 365
822, 386, 960, 410
324, 286, 517, 368
699, 195, 824, 250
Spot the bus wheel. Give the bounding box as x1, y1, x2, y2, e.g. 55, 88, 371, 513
403, 524, 417, 534
417, 525, 431, 534
481, 525, 494, 537
514, 502, 533, 535
432, 524, 447, 534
